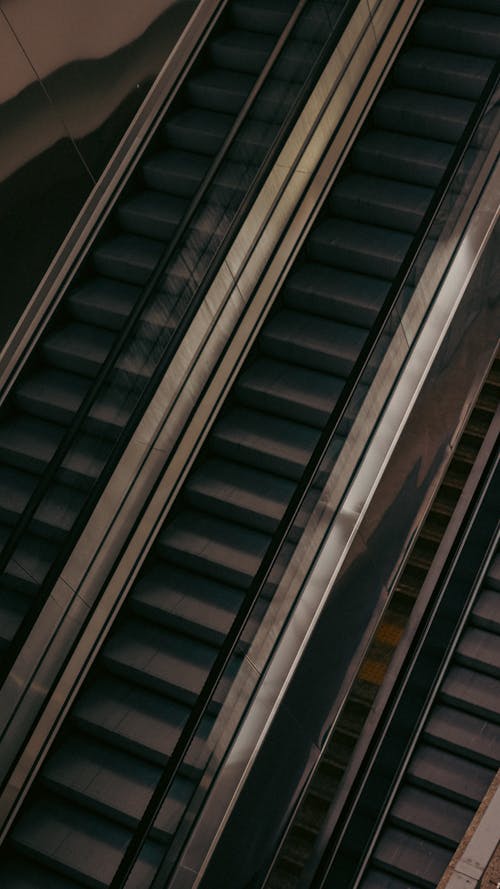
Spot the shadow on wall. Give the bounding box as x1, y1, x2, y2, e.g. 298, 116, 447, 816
0, 0, 197, 349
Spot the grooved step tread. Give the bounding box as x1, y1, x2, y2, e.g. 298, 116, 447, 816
237, 357, 345, 428
394, 47, 494, 101
131, 562, 243, 645
42, 733, 192, 839
260, 309, 366, 378
408, 743, 494, 807
352, 130, 454, 189
391, 784, 472, 847
284, 261, 389, 326
0, 858, 78, 889
440, 664, 500, 721
455, 626, 500, 676
330, 173, 433, 235
414, 8, 500, 59
142, 148, 210, 198
187, 68, 255, 115
0, 525, 56, 594
43, 322, 161, 382
15, 368, 132, 437
210, 29, 275, 74
117, 190, 187, 242
93, 233, 164, 285
185, 458, 293, 533
0, 467, 83, 540
211, 406, 320, 481
361, 868, 421, 889
73, 673, 211, 771
372, 89, 473, 143
0, 587, 32, 647
424, 704, 500, 767
11, 796, 162, 889
309, 218, 412, 280
102, 617, 220, 707
0, 416, 105, 488
157, 509, 269, 589
472, 588, 500, 632
68, 278, 142, 330
373, 826, 452, 888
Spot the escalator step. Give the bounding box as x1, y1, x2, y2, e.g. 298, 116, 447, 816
73, 673, 211, 771
260, 309, 366, 377
0, 526, 55, 594
309, 218, 412, 279
361, 868, 421, 889
0, 416, 104, 487
142, 148, 210, 199
372, 89, 473, 143
0, 857, 78, 889
438, 0, 498, 15
390, 785, 471, 848
414, 8, 500, 58
210, 29, 275, 74
10, 795, 162, 889
187, 69, 255, 115
43, 322, 165, 382
272, 35, 325, 82
283, 262, 389, 326
393, 47, 494, 101
0, 587, 32, 650
42, 324, 115, 379
231, 0, 300, 36
42, 733, 192, 840
0, 468, 82, 541
329, 174, 433, 234
93, 233, 164, 285
233, 0, 337, 40
102, 617, 220, 708
472, 588, 500, 632
237, 357, 345, 427
372, 826, 451, 888
163, 107, 233, 155
185, 458, 292, 533
68, 278, 141, 331
211, 406, 319, 481
131, 563, 243, 646
142, 148, 248, 206
486, 554, 500, 590
351, 130, 454, 189
157, 509, 269, 589
117, 190, 187, 242
424, 704, 500, 767
407, 743, 494, 807
455, 627, 500, 676
15, 369, 130, 437
440, 664, 500, 720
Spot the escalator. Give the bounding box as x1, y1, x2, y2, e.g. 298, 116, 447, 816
358, 544, 499, 888
313, 421, 499, 889
266, 358, 499, 888
0, 1, 499, 887
0, 0, 334, 671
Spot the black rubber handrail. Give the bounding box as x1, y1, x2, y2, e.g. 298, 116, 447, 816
107, 57, 500, 889
0, 0, 331, 675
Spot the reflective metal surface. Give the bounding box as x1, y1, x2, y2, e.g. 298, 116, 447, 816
0, 0, 197, 346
